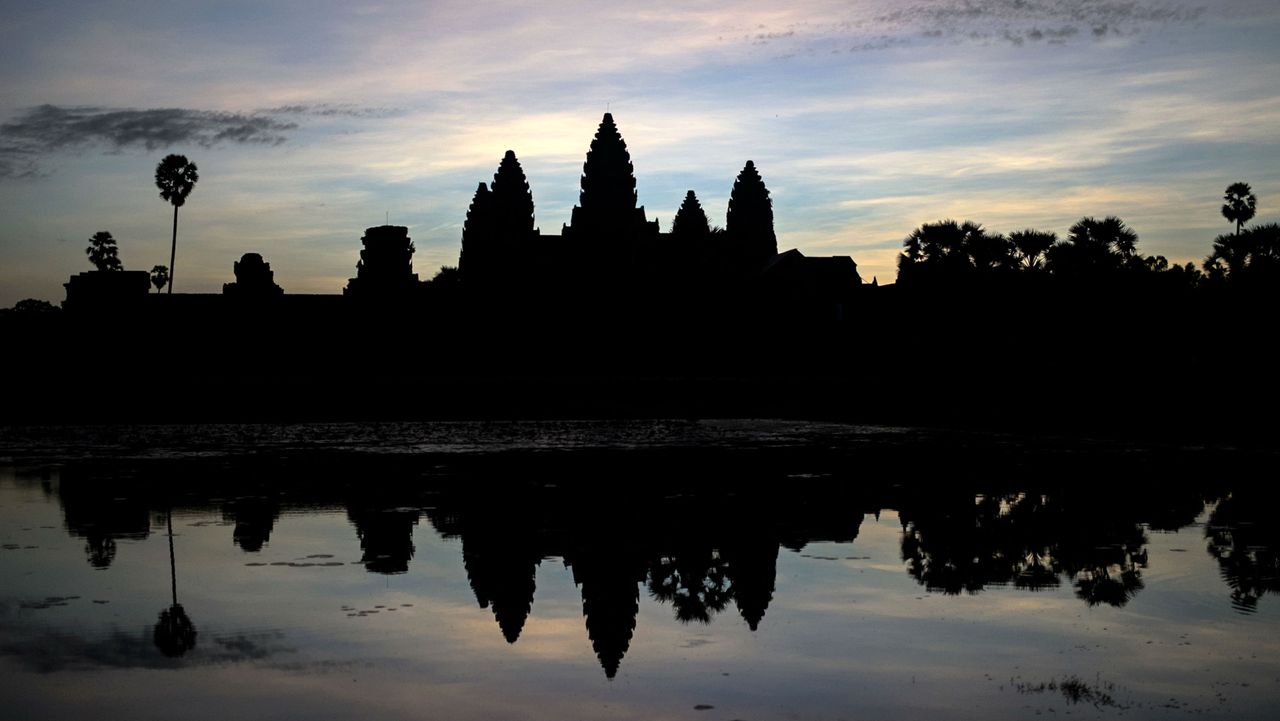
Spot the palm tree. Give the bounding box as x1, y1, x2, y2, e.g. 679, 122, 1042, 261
1222, 182, 1257, 236
1008, 229, 1057, 270
155, 155, 199, 294
1045, 216, 1140, 276
150, 265, 169, 293
86, 230, 123, 271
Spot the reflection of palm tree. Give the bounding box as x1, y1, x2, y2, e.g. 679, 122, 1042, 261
647, 549, 731, 624
84, 535, 118, 568
1206, 493, 1280, 612
154, 507, 197, 657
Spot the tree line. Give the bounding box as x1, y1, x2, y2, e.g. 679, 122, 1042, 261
895, 182, 1277, 290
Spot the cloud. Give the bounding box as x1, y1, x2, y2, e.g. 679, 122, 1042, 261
740, 0, 1208, 54
259, 103, 399, 119
0, 105, 303, 178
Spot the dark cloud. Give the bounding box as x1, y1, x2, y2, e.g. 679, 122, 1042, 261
2, 105, 296, 152
875, 0, 1206, 28
259, 103, 397, 118
0, 104, 307, 178
874, 0, 1204, 45
762, 0, 1205, 55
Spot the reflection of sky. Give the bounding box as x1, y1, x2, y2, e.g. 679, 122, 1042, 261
3, 469, 1280, 719
2, 1, 1279, 305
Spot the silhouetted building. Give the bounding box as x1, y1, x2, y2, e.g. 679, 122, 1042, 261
452, 113, 860, 314
459, 150, 540, 291
53, 113, 863, 325
223, 253, 284, 298
563, 113, 660, 246
726, 160, 778, 268
63, 270, 151, 312
344, 225, 421, 300
756, 250, 862, 319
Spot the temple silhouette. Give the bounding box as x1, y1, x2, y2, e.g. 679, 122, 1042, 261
57, 113, 863, 321
13, 115, 1278, 437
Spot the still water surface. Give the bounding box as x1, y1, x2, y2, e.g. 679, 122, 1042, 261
1, 421, 1277, 720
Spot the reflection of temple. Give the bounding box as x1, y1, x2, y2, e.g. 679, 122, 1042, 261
722, 536, 780, 631
346, 499, 421, 574
48, 456, 1266, 679
221, 495, 280, 552
456, 509, 542, 644
58, 469, 152, 568
567, 543, 646, 679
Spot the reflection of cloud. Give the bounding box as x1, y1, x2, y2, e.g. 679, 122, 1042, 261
0, 620, 294, 673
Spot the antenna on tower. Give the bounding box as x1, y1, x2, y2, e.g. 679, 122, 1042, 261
385, 211, 389, 225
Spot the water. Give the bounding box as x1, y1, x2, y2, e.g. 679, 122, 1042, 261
1, 421, 1277, 720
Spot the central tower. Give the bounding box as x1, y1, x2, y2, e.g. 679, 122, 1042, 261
564, 113, 658, 244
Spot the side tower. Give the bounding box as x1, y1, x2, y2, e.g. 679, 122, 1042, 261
459, 150, 538, 290
344, 225, 421, 301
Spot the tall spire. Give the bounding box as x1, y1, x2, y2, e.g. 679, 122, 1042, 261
579, 113, 637, 215
671, 190, 710, 238
458, 182, 493, 280
569, 113, 647, 238
491, 150, 535, 240
726, 160, 777, 265
459, 150, 537, 287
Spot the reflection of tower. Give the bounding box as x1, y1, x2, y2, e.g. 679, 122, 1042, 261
462, 531, 540, 643
221, 496, 280, 553
347, 504, 421, 574
568, 545, 645, 679
722, 537, 779, 631
58, 469, 151, 568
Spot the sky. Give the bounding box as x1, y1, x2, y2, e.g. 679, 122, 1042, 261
2, 0, 1279, 306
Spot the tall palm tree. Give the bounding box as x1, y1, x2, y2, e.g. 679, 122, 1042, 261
1222, 182, 1257, 236
155, 155, 199, 294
